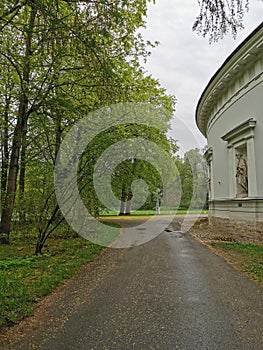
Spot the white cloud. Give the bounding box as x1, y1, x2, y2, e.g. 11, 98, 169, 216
141, 0, 263, 153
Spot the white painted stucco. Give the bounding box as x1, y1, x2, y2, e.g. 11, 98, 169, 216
196, 23, 263, 235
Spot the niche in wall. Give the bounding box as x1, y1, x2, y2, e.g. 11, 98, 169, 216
222, 118, 257, 198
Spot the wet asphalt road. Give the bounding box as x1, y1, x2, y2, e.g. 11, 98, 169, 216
4, 223, 263, 350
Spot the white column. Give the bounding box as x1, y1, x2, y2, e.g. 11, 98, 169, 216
247, 138, 257, 197
228, 146, 236, 198
210, 159, 215, 200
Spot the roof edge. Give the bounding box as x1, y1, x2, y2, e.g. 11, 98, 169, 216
196, 22, 263, 137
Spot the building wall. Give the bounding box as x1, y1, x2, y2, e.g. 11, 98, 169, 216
196, 23, 263, 239
207, 80, 263, 200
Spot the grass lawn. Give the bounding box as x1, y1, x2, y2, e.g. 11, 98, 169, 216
210, 242, 263, 287
100, 209, 208, 216
0, 224, 104, 331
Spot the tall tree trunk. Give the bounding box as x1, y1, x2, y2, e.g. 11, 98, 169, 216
125, 190, 133, 215
54, 111, 62, 163
0, 117, 24, 243
0, 6, 37, 244
18, 125, 27, 222
1, 95, 10, 213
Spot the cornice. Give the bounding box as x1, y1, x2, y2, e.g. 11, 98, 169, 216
221, 118, 257, 148
222, 118, 256, 141
196, 23, 263, 137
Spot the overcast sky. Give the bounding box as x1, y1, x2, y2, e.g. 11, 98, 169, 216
141, 0, 263, 154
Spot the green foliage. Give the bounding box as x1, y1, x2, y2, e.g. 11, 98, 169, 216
99, 209, 208, 216
78, 123, 175, 215
211, 242, 263, 286
0, 0, 175, 248
0, 226, 103, 330
0, 255, 50, 269
175, 148, 208, 210
212, 242, 263, 253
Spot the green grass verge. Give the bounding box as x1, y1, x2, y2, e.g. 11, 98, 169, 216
0, 226, 104, 331
210, 242, 263, 287
100, 209, 208, 216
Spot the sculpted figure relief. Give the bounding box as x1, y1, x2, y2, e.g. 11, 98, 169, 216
236, 153, 248, 194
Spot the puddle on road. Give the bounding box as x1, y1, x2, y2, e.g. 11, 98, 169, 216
164, 227, 184, 239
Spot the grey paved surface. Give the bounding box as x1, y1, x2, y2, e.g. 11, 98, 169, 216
2, 223, 263, 349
